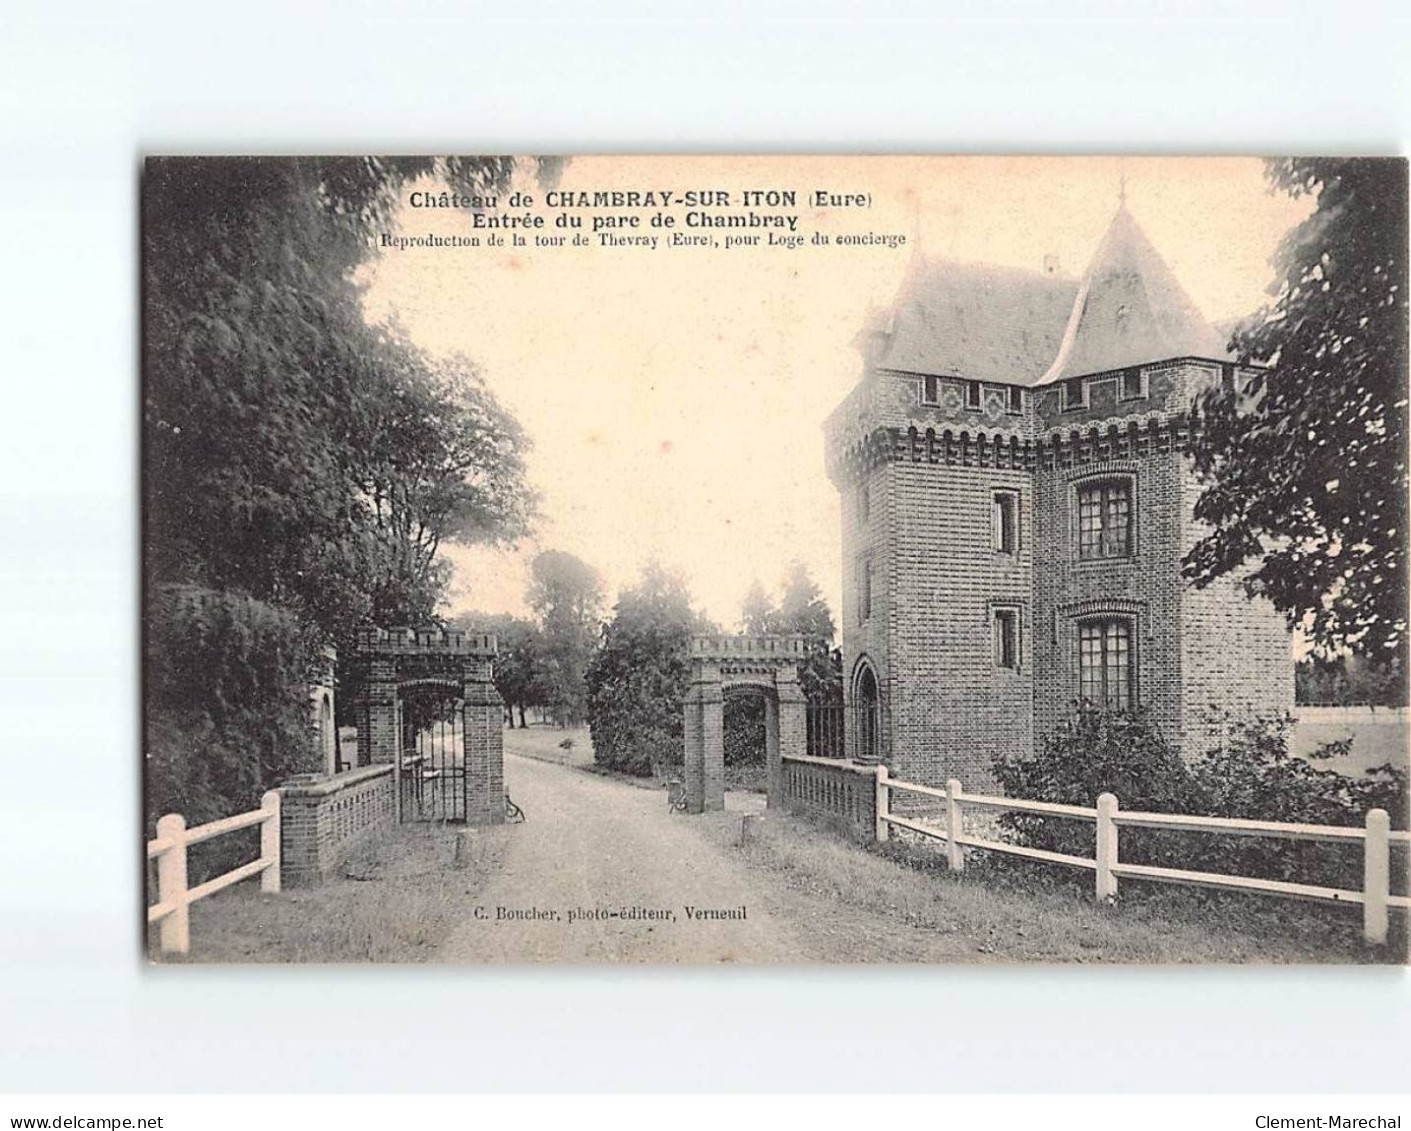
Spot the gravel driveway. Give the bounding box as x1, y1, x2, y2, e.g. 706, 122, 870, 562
436, 754, 803, 963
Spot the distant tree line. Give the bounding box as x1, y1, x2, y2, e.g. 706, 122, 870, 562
1295, 654, 1407, 708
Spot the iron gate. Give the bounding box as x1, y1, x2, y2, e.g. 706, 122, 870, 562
397, 681, 468, 822
805, 698, 888, 762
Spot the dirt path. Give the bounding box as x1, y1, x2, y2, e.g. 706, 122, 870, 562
437, 754, 807, 963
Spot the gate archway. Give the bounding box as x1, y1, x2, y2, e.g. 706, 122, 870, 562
683, 634, 809, 814
352, 627, 506, 826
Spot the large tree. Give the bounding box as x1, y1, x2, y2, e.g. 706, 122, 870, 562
1185, 158, 1408, 666
742, 562, 842, 705
526, 550, 605, 726
584, 563, 705, 776
144, 156, 541, 646
739, 579, 775, 634
143, 156, 546, 817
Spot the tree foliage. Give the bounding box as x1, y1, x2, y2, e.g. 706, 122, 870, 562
144, 157, 537, 648
527, 550, 605, 726
738, 562, 842, 705
1185, 158, 1409, 666
740, 580, 773, 635
145, 584, 323, 845
584, 564, 704, 776
143, 156, 544, 811
453, 611, 549, 727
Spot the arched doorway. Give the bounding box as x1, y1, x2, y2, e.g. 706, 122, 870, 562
852, 657, 881, 763
722, 684, 774, 794
682, 635, 810, 814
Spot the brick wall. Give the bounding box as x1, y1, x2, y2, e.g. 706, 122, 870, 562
462, 668, 508, 825
1178, 464, 1295, 757
887, 460, 1033, 790
278, 765, 395, 886
840, 459, 894, 754
1032, 451, 1186, 752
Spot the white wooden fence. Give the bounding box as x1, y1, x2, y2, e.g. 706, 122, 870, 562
146, 791, 281, 955
873, 767, 1409, 945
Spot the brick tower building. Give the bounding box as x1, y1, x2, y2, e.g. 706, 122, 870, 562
824, 203, 1294, 789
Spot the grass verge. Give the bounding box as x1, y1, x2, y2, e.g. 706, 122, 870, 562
152, 823, 500, 964
735, 813, 1405, 964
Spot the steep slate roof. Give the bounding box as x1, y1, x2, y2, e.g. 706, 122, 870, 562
869, 206, 1230, 388
874, 257, 1079, 387
1040, 203, 1233, 383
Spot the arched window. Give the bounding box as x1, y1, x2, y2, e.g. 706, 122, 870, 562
853, 659, 881, 762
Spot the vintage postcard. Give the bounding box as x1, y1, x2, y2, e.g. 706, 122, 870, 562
142, 155, 1408, 964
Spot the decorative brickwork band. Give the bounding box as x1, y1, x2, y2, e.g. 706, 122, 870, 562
826, 413, 1207, 485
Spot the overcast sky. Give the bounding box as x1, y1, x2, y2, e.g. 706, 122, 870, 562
362, 155, 1312, 632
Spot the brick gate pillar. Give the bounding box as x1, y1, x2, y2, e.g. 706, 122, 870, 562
684, 671, 724, 814
771, 672, 808, 811
462, 652, 506, 826
355, 654, 397, 767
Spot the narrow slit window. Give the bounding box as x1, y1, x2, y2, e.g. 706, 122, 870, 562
966, 380, 983, 409
992, 490, 1018, 555
1007, 386, 1023, 414
1063, 377, 1087, 410
994, 609, 1019, 670
921, 375, 939, 404
858, 556, 873, 623
1121, 368, 1146, 400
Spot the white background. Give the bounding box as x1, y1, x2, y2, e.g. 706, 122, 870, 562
1, 0, 1408, 1095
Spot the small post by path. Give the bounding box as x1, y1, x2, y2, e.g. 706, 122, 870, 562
260, 790, 281, 894
1095, 792, 1119, 904
874, 764, 889, 843
1363, 808, 1390, 946
945, 779, 964, 872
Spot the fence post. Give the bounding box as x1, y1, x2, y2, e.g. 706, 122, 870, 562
261, 790, 282, 894
155, 813, 189, 955
1364, 808, 1390, 946
945, 779, 964, 872
1095, 793, 1119, 904
875, 764, 889, 843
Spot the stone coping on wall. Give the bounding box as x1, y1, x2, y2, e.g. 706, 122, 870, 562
279, 763, 393, 799
779, 754, 879, 845
781, 753, 880, 775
